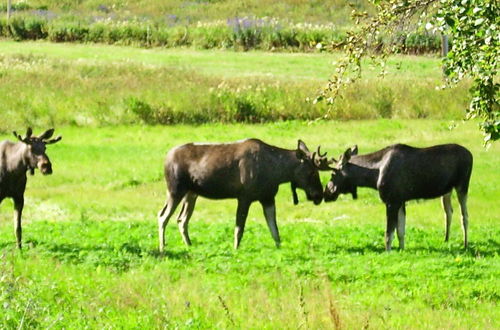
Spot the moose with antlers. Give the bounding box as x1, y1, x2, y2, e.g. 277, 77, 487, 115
323, 143, 473, 251
0, 128, 62, 249
158, 139, 332, 252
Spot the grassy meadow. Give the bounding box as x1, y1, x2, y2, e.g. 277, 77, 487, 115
0, 41, 469, 129
0, 121, 499, 328
0, 35, 497, 328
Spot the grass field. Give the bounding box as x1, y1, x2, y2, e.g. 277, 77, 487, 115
0, 120, 499, 328
0, 41, 469, 128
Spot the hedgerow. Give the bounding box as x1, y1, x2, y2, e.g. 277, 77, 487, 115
0, 14, 442, 53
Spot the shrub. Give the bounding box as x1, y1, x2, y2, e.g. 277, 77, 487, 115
0, 14, 443, 53
404, 32, 441, 54
47, 21, 89, 42
0, 15, 47, 40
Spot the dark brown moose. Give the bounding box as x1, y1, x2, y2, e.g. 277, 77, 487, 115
0, 128, 62, 249
158, 139, 331, 252
323, 143, 473, 251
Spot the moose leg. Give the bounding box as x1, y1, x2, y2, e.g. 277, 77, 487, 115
13, 196, 24, 249
385, 203, 400, 251
177, 192, 197, 246
260, 198, 281, 248
396, 204, 406, 250
456, 190, 469, 249
441, 192, 453, 242
158, 194, 183, 252
234, 199, 251, 249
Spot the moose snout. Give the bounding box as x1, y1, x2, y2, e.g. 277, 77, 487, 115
309, 191, 323, 205
304, 190, 323, 205
38, 160, 52, 175
323, 182, 338, 202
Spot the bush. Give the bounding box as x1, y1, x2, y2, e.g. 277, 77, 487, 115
47, 20, 89, 42
0, 15, 47, 40
0, 2, 32, 12
404, 32, 441, 54
0, 14, 443, 53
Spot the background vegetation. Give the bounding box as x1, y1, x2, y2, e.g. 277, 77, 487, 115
1, 0, 372, 26
0, 0, 442, 53
320, 0, 499, 142
0, 121, 499, 328
0, 41, 469, 129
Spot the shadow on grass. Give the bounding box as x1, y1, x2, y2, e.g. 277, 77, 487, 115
0, 241, 14, 249
320, 237, 500, 256
326, 245, 387, 254
23, 239, 190, 266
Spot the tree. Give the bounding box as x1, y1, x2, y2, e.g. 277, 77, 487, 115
318, 0, 499, 143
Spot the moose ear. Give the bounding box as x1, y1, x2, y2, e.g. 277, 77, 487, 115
340, 146, 354, 165
296, 139, 310, 160
350, 145, 358, 155
38, 128, 55, 140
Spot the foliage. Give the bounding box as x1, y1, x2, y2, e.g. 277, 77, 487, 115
319, 0, 499, 142
434, 0, 499, 142
0, 13, 444, 53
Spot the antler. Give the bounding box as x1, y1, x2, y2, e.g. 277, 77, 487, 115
312, 146, 336, 170
45, 136, 62, 144
12, 127, 33, 143
12, 131, 24, 142
37, 128, 55, 141
316, 146, 327, 158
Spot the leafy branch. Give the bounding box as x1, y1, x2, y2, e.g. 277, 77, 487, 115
319, 0, 499, 143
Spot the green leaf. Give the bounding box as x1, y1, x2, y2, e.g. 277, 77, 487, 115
445, 17, 456, 28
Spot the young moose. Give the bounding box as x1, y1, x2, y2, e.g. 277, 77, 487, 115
323, 144, 473, 251
0, 128, 62, 249
158, 139, 330, 252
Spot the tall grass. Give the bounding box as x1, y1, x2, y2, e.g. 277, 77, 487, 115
0, 42, 469, 129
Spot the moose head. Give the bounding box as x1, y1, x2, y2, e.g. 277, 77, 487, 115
291, 142, 335, 205
323, 145, 359, 202
13, 128, 62, 175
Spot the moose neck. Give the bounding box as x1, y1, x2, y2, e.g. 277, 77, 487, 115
273, 149, 303, 184
9, 143, 30, 175
346, 155, 380, 189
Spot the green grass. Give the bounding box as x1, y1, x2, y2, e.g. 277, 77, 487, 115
0, 41, 470, 128
4, 0, 371, 26
0, 40, 442, 80
0, 121, 499, 328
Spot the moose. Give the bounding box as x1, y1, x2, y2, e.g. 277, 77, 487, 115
323, 143, 473, 251
0, 128, 62, 249
158, 138, 331, 252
